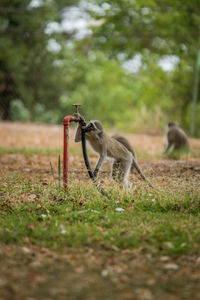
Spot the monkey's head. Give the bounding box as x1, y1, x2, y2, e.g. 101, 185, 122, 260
168, 121, 179, 128
85, 120, 104, 138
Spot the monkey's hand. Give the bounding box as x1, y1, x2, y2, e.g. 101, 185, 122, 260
93, 168, 99, 178
74, 113, 86, 125
74, 113, 86, 126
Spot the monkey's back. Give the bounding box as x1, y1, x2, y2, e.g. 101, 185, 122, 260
112, 135, 136, 158
106, 134, 132, 161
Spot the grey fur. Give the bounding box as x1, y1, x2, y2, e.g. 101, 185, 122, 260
164, 122, 189, 154
112, 135, 136, 173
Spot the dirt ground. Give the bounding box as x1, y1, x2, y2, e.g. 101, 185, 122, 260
1, 244, 200, 300
1, 121, 200, 153
0, 122, 200, 300
0, 121, 200, 187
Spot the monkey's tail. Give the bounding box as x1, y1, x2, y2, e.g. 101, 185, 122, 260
132, 156, 153, 188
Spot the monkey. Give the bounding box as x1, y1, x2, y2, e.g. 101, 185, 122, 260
163, 121, 189, 155
74, 116, 153, 189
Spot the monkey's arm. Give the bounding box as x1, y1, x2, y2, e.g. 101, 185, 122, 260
74, 113, 86, 143
163, 130, 176, 154
74, 123, 82, 143
93, 152, 106, 178
163, 141, 174, 154
163, 143, 171, 154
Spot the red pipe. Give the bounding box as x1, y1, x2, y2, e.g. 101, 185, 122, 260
63, 115, 73, 189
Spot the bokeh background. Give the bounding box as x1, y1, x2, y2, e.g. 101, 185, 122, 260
0, 0, 200, 136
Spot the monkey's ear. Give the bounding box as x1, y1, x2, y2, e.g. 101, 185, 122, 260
97, 131, 103, 138
93, 121, 103, 137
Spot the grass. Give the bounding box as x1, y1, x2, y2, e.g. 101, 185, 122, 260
0, 145, 83, 156
1, 145, 199, 161
0, 172, 200, 256
0, 146, 61, 156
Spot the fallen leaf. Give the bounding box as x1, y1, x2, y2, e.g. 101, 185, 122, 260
115, 207, 125, 212
27, 222, 37, 230
27, 194, 37, 201
164, 241, 174, 249
41, 214, 47, 219
160, 256, 170, 262
76, 209, 90, 214
146, 278, 156, 286
135, 288, 153, 300
101, 269, 109, 277
0, 278, 7, 287
23, 237, 30, 244
196, 257, 200, 264
22, 247, 31, 254
60, 224, 67, 234
164, 263, 179, 270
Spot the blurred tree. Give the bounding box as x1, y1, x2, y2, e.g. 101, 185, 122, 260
60, 50, 172, 133
0, 0, 200, 136
0, 0, 79, 120
85, 0, 200, 134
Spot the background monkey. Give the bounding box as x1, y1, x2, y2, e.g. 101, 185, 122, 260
74, 116, 153, 188
163, 121, 189, 155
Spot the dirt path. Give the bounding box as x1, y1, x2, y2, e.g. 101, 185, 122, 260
0, 122, 200, 187
1, 121, 199, 153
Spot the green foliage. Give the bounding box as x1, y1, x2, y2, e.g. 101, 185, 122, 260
0, 0, 79, 121
1, 0, 200, 135
10, 99, 30, 122
87, 0, 200, 135
0, 146, 61, 156
60, 51, 173, 132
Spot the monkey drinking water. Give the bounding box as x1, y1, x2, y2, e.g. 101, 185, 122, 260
74, 116, 153, 189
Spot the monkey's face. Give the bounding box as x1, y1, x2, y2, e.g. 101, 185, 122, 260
85, 121, 103, 139
85, 122, 96, 133
168, 121, 178, 128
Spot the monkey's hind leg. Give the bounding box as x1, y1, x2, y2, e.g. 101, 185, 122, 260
122, 154, 133, 190
112, 160, 121, 182
112, 155, 132, 190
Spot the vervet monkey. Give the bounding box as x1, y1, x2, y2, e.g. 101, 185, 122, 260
163, 121, 189, 154
74, 116, 153, 188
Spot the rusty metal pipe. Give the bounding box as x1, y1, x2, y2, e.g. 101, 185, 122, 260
63, 115, 74, 190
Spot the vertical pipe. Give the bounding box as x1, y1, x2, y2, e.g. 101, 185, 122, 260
63, 116, 73, 190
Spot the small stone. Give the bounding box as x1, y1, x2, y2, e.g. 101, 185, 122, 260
22, 246, 31, 254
